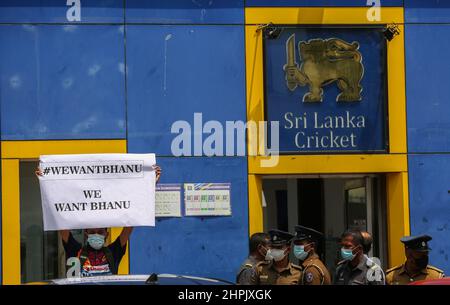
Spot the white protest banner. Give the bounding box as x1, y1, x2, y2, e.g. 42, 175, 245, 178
38, 153, 156, 231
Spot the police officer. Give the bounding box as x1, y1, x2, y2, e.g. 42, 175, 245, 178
334, 229, 385, 285
386, 234, 445, 285
250, 229, 303, 285
293, 225, 331, 285
236, 232, 270, 285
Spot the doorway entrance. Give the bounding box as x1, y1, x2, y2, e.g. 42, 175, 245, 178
261, 174, 388, 275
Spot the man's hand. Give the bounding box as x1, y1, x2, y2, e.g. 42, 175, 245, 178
35, 167, 43, 177
153, 165, 162, 183
119, 227, 134, 247
60, 230, 70, 243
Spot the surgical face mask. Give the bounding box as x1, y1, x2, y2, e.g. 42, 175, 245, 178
87, 234, 105, 250
340, 247, 356, 261
269, 248, 287, 262
264, 248, 274, 261
293, 245, 310, 261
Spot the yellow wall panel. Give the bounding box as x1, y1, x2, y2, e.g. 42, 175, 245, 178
386, 172, 410, 268
110, 228, 130, 275
1, 139, 126, 159
245, 7, 404, 25
1, 140, 129, 283
249, 154, 407, 175
244, 7, 409, 267
248, 175, 263, 235
2, 159, 21, 285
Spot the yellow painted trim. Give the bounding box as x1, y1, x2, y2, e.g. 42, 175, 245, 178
245, 7, 404, 25
248, 175, 263, 235
246, 25, 265, 156
2, 159, 21, 285
387, 24, 407, 153
245, 24, 280, 157
110, 228, 130, 275
244, 6, 409, 269
245, 7, 407, 154
386, 172, 410, 268
245, 23, 264, 236
1, 139, 127, 159
249, 154, 407, 175
1, 139, 129, 282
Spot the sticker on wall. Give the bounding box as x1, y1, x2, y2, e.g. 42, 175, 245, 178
155, 183, 182, 217
184, 183, 231, 216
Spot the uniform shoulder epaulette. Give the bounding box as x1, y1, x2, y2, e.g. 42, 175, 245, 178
308, 263, 324, 269
427, 265, 444, 274
243, 263, 253, 268
291, 263, 303, 270
304, 263, 325, 276
386, 265, 402, 274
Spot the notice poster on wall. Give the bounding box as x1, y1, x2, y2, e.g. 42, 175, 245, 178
184, 183, 231, 216
38, 153, 156, 231
155, 184, 182, 217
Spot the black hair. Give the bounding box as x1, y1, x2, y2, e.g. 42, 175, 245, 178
249, 232, 270, 254
341, 229, 364, 247
85, 228, 108, 234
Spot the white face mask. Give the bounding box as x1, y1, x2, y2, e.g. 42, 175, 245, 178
264, 249, 273, 261
268, 248, 286, 262
87, 234, 105, 250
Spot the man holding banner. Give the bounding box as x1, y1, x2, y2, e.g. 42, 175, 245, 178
61, 227, 128, 277
36, 153, 161, 277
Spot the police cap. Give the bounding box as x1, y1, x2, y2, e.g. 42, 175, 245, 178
294, 225, 323, 243
400, 234, 432, 251
268, 229, 294, 246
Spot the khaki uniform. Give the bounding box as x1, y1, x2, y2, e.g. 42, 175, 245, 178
386, 264, 445, 285
301, 253, 331, 285
250, 260, 303, 285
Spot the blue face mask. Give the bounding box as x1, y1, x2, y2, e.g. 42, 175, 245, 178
87, 234, 105, 250
341, 247, 355, 261
293, 245, 310, 261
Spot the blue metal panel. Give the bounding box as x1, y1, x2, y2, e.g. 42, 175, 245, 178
0, 25, 126, 140
409, 154, 450, 274
405, 0, 450, 23
0, 0, 124, 24
129, 156, 248, 283
406, 25, 450, 153
246, 0, 403, 7
126, 25, 246, 156
125, 0, 243, 24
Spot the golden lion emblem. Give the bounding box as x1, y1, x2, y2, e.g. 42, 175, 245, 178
284, 34, 364, 102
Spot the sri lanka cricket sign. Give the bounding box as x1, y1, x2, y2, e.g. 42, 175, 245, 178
264, 27, 388, 153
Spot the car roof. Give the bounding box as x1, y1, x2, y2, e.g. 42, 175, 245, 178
408, 277, 450, 285
48, 274, 233, 285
